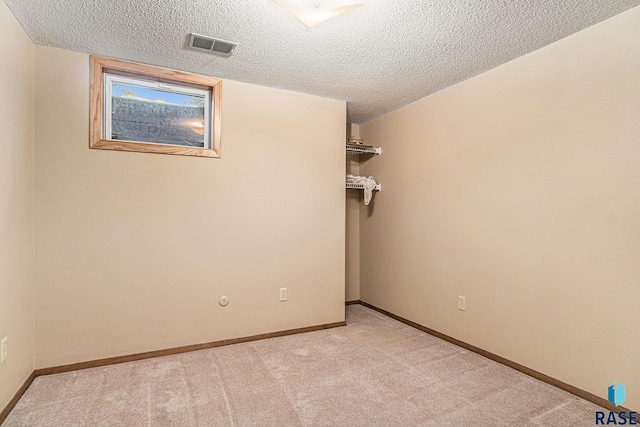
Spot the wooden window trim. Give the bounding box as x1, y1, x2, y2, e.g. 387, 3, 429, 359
90, 56, 222, 158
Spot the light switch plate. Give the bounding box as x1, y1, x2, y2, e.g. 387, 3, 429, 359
458, 296, 466, 312
1, 337, 7, 363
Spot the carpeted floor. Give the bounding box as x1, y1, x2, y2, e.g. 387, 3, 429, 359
3, 305, 599, 426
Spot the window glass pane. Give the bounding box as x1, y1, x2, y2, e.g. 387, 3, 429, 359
110, 81, 208, 148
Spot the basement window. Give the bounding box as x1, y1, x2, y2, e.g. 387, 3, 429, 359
90, 56, 222, 158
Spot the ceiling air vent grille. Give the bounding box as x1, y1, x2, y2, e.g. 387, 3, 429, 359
189, 34, 237, 57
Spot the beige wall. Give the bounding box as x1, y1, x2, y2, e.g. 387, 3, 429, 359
345, 123, 360, 301
360, 6, 640, 410
0, 0, 35, 412
34, 46, 346, 368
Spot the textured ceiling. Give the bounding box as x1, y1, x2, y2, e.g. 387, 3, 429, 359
5, 0, 640, 123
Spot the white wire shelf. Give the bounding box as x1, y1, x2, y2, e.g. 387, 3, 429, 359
346, 144, 382, 155
346, 182, 382, 191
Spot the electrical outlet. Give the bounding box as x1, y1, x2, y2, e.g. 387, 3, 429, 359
458, 296, 466, 312
1, 337, 7, 363
280, 287, 287, 302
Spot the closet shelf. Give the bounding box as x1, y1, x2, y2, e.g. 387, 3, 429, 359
346, 144, 382, 156
346, 182, 382, 191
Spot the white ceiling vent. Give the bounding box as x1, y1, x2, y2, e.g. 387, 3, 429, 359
188, 33, 237, 57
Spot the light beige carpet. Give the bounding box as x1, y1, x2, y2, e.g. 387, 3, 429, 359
3, 305, 600, 426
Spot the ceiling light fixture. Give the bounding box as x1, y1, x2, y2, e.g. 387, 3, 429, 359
273, 0, 364, 28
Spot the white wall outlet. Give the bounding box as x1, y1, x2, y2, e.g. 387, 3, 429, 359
280, 287, 288, 302
458, 296, 466, 312
218, 296, 229, 307
1, 337, 7, 363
